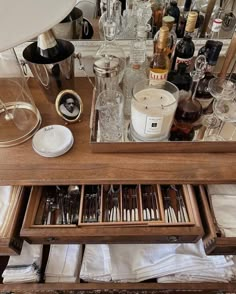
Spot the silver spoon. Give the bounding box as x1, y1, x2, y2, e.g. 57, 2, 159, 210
68, 185, 80, 196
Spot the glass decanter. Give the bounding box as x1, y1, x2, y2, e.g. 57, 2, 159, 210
169, 55, 207, 141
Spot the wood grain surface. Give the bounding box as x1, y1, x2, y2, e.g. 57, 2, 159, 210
1, 78, 236, 185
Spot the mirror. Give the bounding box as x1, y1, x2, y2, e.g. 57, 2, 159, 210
51, 0, 236, 41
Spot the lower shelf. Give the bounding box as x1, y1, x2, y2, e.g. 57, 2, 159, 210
0, 282, 235, 293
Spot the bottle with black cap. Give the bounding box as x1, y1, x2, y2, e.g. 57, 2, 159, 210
37, 29, 61, 59
165, 0, 180, 33
172, 11, 198, 71
196, 40, 223, 110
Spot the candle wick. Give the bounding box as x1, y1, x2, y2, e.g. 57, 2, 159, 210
144, 96, 147, 100
145, 106, 148, 109
161, 96, 163, 99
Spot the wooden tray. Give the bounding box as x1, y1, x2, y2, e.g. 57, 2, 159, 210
90, 98, 236, 153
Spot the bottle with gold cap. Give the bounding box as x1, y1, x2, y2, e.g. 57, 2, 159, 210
154, 15, 177, 59
149, 26, 170, 84
172, 11, 198, 71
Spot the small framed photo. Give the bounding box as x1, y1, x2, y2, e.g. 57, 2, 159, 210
55, 89, 83, 123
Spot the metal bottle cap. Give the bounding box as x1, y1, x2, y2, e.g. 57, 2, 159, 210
93, 56, 120, 78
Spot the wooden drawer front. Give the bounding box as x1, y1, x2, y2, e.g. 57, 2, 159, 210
21, 184, 203, 244
0, 187, 29, 255
197, 185, 236, 255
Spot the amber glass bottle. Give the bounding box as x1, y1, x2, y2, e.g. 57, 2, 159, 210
149, 26, 170, 84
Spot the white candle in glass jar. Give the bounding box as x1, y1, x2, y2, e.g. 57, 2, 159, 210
131, 88, 177, 140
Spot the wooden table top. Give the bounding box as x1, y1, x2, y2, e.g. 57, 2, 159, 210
1, 77, 236, 186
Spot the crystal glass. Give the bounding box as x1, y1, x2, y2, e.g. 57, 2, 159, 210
208, 77, 236, 100
203, 78, 236, 141
130, 79, 179, 142
95, 90, 124, 142
202, 77, 236, 135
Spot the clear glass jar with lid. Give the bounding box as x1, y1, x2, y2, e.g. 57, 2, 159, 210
0, 49, 41, 147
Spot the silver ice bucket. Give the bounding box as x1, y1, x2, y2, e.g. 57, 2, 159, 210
23, 40, 75, 103
52, 7, 83, 40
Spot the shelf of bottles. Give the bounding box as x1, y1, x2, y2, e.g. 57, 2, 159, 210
28, 0, 236, 145
89, 0, 236, 146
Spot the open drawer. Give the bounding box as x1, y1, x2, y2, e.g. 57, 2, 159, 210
197, 185, 236, 255
0, 186, 29, 255
21, 184, 203, 244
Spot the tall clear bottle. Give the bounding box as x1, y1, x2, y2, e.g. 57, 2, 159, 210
149, 26, 170, 84
172, 11, 198, 71
208, 8, 223, 39
123, 38, 147, 119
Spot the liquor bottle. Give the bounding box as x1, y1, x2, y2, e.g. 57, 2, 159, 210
196, 40, 223, 110
176, 0, 192, 38
154, 16, 177, 59
207, 7, 223, 39
150, 0, 165, 36
167, 63, 192, 100
165, 0, 180, 32
192, 9, 205, 38
172, 11, 198, 71
37, 30, 60, 59
149, 26, 170, 84
169, 56, 206, 141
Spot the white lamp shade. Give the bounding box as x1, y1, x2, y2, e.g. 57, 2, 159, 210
0, 0, 76, 52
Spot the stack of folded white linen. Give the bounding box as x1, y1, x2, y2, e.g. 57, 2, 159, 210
80, 240, 235, 283
45, 244, 83, 283
79, 244, 112, 282
0, 186, 21, 237
2, 241, 43, 284
207, 184, 236, 237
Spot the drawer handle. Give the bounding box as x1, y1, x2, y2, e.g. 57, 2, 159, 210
168, 236, 179, 243
46, 237, 57, 243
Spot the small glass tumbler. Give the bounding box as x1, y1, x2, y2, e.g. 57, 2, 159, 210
95, 90, 124, 142
130, 79, 179, 142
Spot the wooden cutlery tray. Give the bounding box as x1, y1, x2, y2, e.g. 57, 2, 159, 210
21, 184, 203, 244
197, 185, 236, 255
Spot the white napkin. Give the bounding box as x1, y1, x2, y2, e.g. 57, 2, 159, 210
45, 244, 82, 283
109, 241, 234, 283
207, 184, 236, 237
207, 184, 236, 196
157, 255, 235, 283
0, 186, 13, 227
79, 242, 235, 283
80, 244, 111, 282
109, 241, 208, 282
2, 241, 43, 284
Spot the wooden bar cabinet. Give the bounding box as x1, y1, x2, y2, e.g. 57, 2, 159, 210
0, 78, 236, 293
